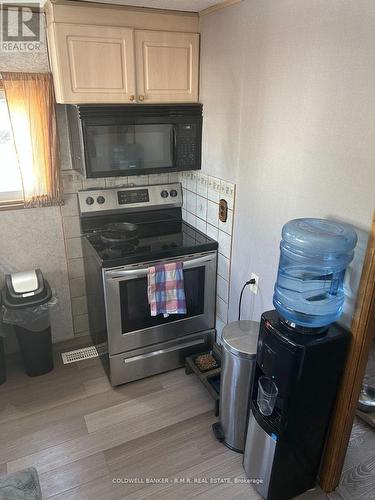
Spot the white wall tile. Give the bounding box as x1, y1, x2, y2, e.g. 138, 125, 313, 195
218, 253, 230, 281
196, 172, 208, 198
82, 177, 106, 190
218, 230, 232, 258
61, 194, 79, 217
71, 295, 88, 316
218, 208, 233, 235
149, 174, 169, 184
217, 296, 228, 323
186, 190, 197, 214
73, 313, 89, 334
105, 177, 128, 188
207, 176, 221, 202
169, 172, 179, 183
181, 171, 187, 188
186, 212, 196, 227
186, 171, 197, 191
220, 180, 235, 210
206, 223, 218, 240
216, 316, 226, 344
70, 276, 86, 298
182, 208, 188, 221
66, 237, 83, 259
62, 172, 82, 194
62, 216, 81, 239
217, 275, 229, 302
67, 258, 85, 279
207, 200, 219, 227
196, 195, 207, 220
196, 218, 206, 233
129, 175, 149, 186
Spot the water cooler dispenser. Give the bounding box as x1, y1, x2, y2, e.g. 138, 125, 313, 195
243, 219, 357, 499
243, 311, 349, 499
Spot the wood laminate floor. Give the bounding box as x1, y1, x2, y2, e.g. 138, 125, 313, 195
0, 337, 328, 500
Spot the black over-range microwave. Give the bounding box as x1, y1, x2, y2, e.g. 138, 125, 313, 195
66, 104, 202, 178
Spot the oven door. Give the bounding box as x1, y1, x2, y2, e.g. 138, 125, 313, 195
103, 251, 217, 355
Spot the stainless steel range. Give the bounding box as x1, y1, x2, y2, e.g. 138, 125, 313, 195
79, 183, 218, 386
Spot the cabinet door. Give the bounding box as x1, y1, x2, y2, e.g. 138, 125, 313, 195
49, 23, 136, 104
135, 30, 199, 103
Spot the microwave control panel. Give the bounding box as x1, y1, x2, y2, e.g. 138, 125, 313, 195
177, 123, 199, 168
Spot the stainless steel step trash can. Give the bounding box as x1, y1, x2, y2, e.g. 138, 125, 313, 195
219, 320, 259, 452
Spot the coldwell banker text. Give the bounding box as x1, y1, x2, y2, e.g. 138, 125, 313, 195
1, 2, 41, 52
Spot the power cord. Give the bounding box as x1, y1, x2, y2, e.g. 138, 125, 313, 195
238, 278, 256, 321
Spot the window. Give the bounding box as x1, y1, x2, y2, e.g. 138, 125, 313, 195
0, 90, 23, 204
1, 72, 63, 208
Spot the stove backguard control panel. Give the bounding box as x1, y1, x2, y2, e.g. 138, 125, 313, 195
78, 183, 183, 216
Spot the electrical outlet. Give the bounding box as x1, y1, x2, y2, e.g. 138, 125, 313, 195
250, 273, 259, 294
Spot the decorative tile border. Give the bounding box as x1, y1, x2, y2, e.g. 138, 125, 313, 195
179, 171, 236, 343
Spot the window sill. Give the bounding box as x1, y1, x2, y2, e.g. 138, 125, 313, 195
0, 201, 25, 211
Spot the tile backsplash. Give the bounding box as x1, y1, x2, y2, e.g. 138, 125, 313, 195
179, 171, 236, 343
60, 169, 235, 344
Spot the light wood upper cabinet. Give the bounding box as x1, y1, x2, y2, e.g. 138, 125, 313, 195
48, 24, 136, 104
134, 30, 199, 103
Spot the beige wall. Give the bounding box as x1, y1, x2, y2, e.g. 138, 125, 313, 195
0, 208, 74, 348
199, 0, 375, 326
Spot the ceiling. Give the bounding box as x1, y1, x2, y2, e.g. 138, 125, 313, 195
77, 0, 224, 13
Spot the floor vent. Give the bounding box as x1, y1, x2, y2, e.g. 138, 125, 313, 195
61, 343, 107, 364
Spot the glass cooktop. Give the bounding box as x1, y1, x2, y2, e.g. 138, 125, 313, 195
83, 221, 218, 267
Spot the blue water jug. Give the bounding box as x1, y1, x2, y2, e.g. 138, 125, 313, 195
273, 218, 357, 330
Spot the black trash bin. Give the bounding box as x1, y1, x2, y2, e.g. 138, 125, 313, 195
2, 269, 54, 377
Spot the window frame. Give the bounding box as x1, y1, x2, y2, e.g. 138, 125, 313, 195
0, 85, 24, 209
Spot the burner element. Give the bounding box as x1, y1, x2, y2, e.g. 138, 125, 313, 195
102, 242, 138, 257
106, 222, 138, 237
101, 233, 139, 246
100, 222, 139, 245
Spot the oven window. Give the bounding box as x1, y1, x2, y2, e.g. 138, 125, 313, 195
119, 267, 205, 334
86, 123, 174, 174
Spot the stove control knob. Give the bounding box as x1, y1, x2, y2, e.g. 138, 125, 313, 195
169, 189, 178, 198
86, 196, 94, 205
160, 190, 169, 198
97, 196, 105, 205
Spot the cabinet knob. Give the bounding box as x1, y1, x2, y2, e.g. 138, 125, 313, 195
138, 95, 145, 102
129, 95, 135, 102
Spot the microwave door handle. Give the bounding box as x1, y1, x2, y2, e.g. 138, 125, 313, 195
105, 254, 215, 280
170, 126, 174, 165
172, 126, 177, 166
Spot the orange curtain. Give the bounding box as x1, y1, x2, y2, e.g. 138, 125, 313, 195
1, 72, 63, 207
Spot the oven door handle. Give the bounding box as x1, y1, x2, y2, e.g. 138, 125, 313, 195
105, 254, 215, 280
